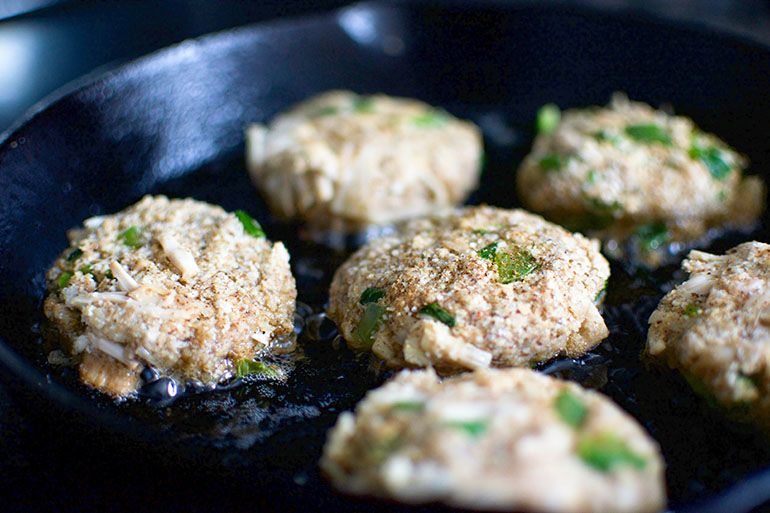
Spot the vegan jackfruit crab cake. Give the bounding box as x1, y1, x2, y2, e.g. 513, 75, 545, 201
517, 94, 764, 267
327, 205, 610, 372
43, 195, 296, 398
321, 368, 666, 513
646, 241, 770, 429
245, 90, 482, 234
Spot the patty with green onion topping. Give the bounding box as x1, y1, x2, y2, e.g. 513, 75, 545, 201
245, 90, 482, 235
321, 368, 666, 513
43, 195, 296, 398
327, 205, 610, 372
517, 93, 764, 267
646, 241, 770, 430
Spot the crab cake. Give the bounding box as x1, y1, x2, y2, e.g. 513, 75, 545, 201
43, 195, 296, 398
321, 368, 666, 513
327, 205, 610, 372
245, 90, 482, 233
647, 241, 770, 428
517, 93, 764, 267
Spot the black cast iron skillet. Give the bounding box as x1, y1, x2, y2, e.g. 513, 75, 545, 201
2, 1, 770, 511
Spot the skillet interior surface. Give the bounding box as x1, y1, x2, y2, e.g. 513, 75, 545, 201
2, 2, 770, 511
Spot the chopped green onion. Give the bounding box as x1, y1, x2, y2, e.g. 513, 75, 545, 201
477, 242, 498, 261
689, 143, 731, 180
313, 105, 340, 117
66, 248, 83, 261
353, 97, 374, 113
586, 170, 598, 184
536, 103, 560, 134
586, 196, 621, 214
635, 222, 668, 251
577, 432, 647, 471
625, 124, 672, 145
353, 303, 385, 349
472, 229, 492, 235
413, 109, 450, 128
235, 359, 279, 378
79, 264, 93, 275
591, 130, 620, 144
495, 248, 540, 284
235, 210, 266, 238
419, 303, 456, 328
57, 271, 73, 289
683, 304, 702, 317
359, 287, 385, 305
444, 420, 488, 437
555, 389, 588, 428
538, 154, 567, 172
104, 269, 114, 280
118, 226, 144, 248
391, 401, 425, 412
594, 278, 608, 303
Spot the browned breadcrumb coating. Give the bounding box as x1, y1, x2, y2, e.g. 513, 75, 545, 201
517, 93, 764, 267
43, 195, 296, 397
321, 368, 666, 513
647, 241, 770, 429
327, 205, 610, 372
246, 90, 482, 232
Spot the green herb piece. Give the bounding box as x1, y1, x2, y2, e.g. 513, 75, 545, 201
235, 359, 279, 379
118, 226, 144, 248
66, 248, 83, 261
359, 287, 385, 305
79, 264, 93, 275
235, 210, 266, 238
104, 269, 114, 280
354, 303, 386, 348
353, 97, 374, 113
592, 129, 620, 144
577, 432, 647, 471
690, 143, 731, 180
419, 303, 456, 328
477, 242, 498, 261
683, 304, 702, 317
538, 154, 567, 172
57, 271, 73, 289
587, 170, 598, 184
555, 389, 588, 428
536, 103, 561, 134
594, 278, 608, 303
444, 420, 488, 437
586, 196, 621, 215
313, 105, 340, 117
635, 222, 668, 251
624, 124, 672, 145
495, 249, 540, 284
413, 109, 450, 128
472, 229, 491, 235
391, 401, 425, 412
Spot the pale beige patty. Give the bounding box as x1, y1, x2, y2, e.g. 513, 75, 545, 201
321, 368, 666, 513
647, 241, 770, 429
245, 90, 482, 232
517, 93, 764, 267
43, 195, 296, 397
327, 205, 610, 372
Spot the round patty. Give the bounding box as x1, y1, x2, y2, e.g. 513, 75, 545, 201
321, 368, 666, 513
327, 205, 610, 372
516, 93, 764, 267
246, 90, 482, 233
646, 241, 770, 429
43, 195, 296, 397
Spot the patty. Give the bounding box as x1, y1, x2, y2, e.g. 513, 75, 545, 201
327, 205, 610, 372
245, 90, 482, 233
516, 93, 764, 267
646, 241, 770, 429
43, 195, 296, 398
321, 368, 666, 513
